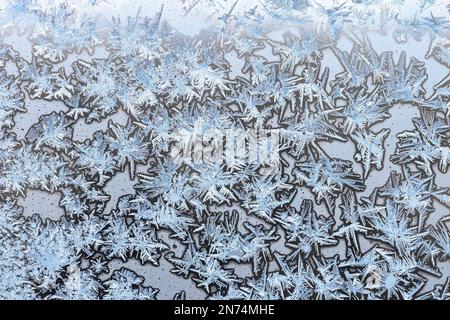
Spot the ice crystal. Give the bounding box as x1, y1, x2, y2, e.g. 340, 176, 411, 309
0, 0, 449, 300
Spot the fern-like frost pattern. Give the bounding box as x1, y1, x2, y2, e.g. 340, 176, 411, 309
0, 0, 449, 300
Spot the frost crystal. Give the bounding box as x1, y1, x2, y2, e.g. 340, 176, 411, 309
0, 0, 449, 300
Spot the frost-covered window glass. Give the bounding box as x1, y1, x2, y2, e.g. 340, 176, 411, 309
0, 0, 449, 300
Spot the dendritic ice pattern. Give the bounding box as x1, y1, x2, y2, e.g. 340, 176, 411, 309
0, 0, 450, 300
